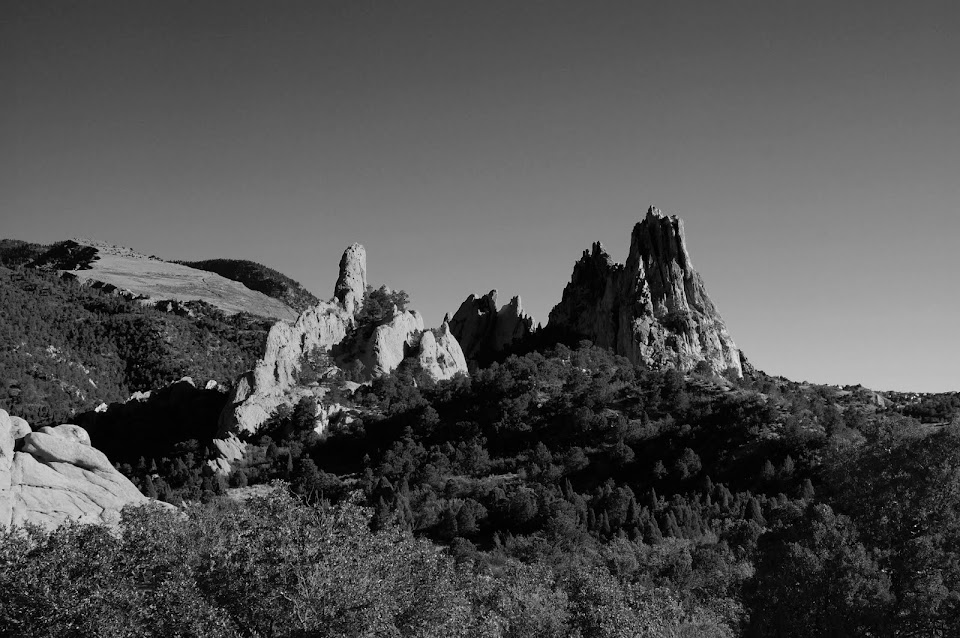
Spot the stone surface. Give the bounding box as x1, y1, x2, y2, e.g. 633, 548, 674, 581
449, 290, 534, 361
0, 410, 149, 529
357, 310, 425, 377
38, 239, 298, 321
219, 300, 352, 435
9, 416, 30, 440
218, 244, 469, 443
418, 321, 469, 380
548, 206, 742, 376
334, 243, 367, 316
38, 424, 91, 446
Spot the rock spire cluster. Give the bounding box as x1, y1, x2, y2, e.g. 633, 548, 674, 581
218, 244, 468, 441
548, 206, 742, 376
449, 290, 534, 361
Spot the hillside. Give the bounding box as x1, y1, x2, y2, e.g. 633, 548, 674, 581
7, 342, 958, 636
1, 214, 958, 637
0, 265, 271, 425
177, 258, 319, 313
30, 240, 299, 321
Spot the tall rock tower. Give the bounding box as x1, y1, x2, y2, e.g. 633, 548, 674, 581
548, 206, 742, 376
334, 243, 367, 316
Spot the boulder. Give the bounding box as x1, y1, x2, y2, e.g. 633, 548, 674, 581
0, 410, 149, 529
9, 415, 30, 440
549, 206, 742, 376
38, 424, 91, 446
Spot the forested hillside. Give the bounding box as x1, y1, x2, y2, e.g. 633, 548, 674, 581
0, 265, 270, 425
178, 258, 320, 313
73, 340, 958, 637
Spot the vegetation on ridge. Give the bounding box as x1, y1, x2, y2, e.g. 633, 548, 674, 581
0, 265, 269, 425
178, 258, 320, 313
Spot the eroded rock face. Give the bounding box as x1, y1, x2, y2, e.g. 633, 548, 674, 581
357, 310, 425, 376
449, 290, 534, 361
418, 321, 469, 380
218, 244, 468, 440
219, 300, 352, 435
549, 206, 742, 376
334, 243, 367, 316
0, 410, 148, 529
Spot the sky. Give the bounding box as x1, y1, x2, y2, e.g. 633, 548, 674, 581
2, 0, 958, 392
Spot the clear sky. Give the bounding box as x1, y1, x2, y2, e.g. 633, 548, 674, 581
2, 1, 958, 392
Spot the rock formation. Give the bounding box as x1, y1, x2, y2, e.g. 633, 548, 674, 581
449, 290, 535, 361
218, 244, 468, 439
334, 243, 367, 316
356, 309, 426, 376
221, 302, 353, 435
417, 321, 469, 381
1, 410, 149, 529
548, 206, 742, 376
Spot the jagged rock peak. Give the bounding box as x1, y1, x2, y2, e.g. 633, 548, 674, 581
630, 205, 693, 273
548, 205, 742, 377
334, 243, 367, 316
449, 289, 534, 361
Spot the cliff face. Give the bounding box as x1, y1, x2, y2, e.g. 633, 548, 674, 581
549, 207, 742, 376
449, 290, 534, 361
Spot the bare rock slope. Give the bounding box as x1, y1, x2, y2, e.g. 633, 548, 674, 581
35, 240, 298, 321
0, 410, 148, 529
549, 207, 742, 376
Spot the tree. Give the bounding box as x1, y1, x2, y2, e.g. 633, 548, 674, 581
746, 504, 893, 637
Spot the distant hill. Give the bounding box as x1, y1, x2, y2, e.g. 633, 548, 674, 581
28, 240, 299, 321
177, 258, 319, 313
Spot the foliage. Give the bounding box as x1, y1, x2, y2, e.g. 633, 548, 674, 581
356, 284, 410, 325
0, 266, 269, 426
0, 490, 731, 637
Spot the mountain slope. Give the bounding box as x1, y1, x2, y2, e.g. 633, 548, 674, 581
31, 240, 299, 321
0, 266, 270, 425
177, 258, 319, 313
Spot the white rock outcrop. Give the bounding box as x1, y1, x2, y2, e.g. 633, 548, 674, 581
0, 410, 149, 529
418, 321, 469, 381
218, 245, 469, 440
358, 310, 425, 376
334, 243, 367, 316
220, 301, 352, 435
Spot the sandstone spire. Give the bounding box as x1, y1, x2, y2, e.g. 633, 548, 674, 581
334, 243, 367, 315
548, 206, 742, 376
